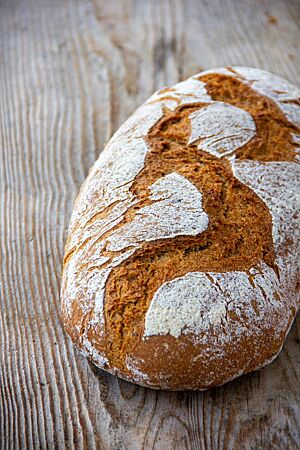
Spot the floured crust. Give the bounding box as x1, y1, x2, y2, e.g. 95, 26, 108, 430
61, 67, 300, 390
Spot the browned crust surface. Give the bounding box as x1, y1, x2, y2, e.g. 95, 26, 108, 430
63, 73, 300, 390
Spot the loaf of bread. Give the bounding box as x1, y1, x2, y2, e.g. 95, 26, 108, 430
61, 67, 300, 390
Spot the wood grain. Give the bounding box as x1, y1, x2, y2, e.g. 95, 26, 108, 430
0, 0, 299, 448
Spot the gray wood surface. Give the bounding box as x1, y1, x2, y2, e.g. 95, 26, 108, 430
0, 0, 300, 448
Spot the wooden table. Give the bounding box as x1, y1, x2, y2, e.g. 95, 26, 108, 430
1, 0, 300, 448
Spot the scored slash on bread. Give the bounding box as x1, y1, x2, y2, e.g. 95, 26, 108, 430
61, 67, 300, 390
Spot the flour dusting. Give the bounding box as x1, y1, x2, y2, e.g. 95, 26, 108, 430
146, 77, 211, 110
144, 262, 289, 343
233, 160, 300, 303
233, 67, 300, 127
188, 102, 256, 157
107, 173, 209, 251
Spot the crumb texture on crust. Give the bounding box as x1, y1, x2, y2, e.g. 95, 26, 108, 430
61, 66, 300, 390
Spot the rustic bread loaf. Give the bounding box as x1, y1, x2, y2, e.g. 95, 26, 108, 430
61, 67, 300, 390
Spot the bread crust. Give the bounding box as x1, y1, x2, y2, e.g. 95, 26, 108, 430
61, 67, 300, 390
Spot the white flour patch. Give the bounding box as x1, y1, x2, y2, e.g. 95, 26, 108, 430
173, 78, 211, 98
232, 161, 300, 254
233, 67, 300, 103
280, 103, 300, 128
144, 262, 288, 342
107, 173, 209, 252
233, 160, 300, 304
146, 77, 212, 110
188, 102, 256, 157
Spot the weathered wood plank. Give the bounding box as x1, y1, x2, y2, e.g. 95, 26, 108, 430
0, 0, 299, 448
